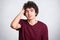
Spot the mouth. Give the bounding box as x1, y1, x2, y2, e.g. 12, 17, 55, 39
28, 15, 32, 18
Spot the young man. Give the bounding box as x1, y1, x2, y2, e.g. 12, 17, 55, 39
10, 1, 48, 40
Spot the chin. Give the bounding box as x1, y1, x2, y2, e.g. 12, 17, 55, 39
27, 17, 34, 20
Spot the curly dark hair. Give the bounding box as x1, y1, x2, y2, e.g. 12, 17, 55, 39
23, 1, 39, 16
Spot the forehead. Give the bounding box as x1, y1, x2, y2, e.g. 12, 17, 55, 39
26, 7, 35, 11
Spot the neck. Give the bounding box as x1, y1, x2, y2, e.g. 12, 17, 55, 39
27, 18, 37, 25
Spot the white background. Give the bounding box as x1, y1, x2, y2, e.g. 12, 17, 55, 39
0, 0, 60, 40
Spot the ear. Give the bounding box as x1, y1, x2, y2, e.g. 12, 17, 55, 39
24, 10, 26, 16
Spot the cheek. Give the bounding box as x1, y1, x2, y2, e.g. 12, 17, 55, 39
32, 12, 36, 16
25, 13, 28, 15
25, 13, 28, 17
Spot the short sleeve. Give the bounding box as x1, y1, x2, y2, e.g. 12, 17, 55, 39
16, 19, 24, 31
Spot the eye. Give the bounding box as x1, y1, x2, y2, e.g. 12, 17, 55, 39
30, 9, 33, 12
26, 10, 29, 13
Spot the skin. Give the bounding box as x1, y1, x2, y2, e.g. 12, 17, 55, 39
10, 7, 38, 30
10, 9, 25, 29
25, 8, 38, 26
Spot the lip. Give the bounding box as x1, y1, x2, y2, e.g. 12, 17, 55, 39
28, 15, 32, 18
29, 15, 32, 17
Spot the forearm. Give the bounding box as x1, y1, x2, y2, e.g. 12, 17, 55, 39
10, 9, 24, 29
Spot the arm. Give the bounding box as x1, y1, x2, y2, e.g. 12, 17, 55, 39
42, 24, 48, 40
10, 9, 25, 29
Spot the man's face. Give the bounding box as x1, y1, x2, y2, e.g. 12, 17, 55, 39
25, 8, 36, 20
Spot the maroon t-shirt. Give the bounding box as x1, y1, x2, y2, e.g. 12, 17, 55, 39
16, 19, 48, 40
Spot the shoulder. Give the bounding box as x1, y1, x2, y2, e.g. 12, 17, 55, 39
38, 20, 48, 30
20, 19, 26, 21
19, 19, 26, 25
38, 21, 47, 26
19, 19, 27, 22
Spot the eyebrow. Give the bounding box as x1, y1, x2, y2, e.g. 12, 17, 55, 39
26, 8, 33, 11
